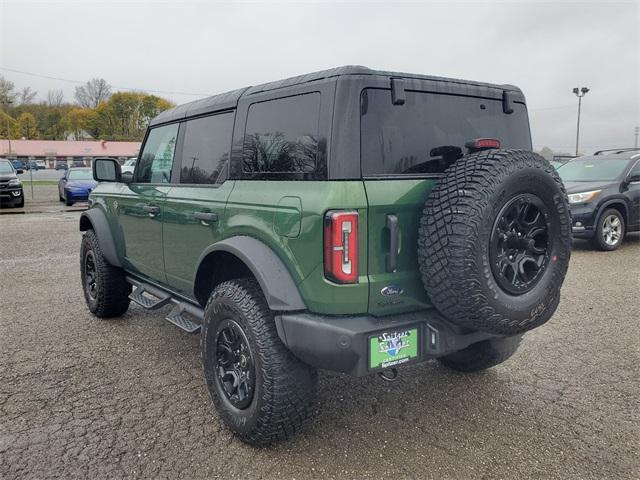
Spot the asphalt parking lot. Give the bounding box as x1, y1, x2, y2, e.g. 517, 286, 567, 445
0, 211, 638, 479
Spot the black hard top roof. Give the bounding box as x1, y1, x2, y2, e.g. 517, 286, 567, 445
150, 65, 523, 126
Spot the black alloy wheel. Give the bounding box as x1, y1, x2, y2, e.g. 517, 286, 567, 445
490, 194, 551, 295
83, 250, 98, 301
215, 319, 255, 409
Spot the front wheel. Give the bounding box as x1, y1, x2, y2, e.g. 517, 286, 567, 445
80, 230, 131, 317
591, 208, 625, 251
201, 278, 318, 446
438, 336, 522, 372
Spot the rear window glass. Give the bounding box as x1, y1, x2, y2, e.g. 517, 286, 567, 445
243, 93, 320, 174
361, 89, 531, 176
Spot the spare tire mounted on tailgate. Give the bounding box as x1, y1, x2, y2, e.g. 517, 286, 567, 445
418, 149, 572, 335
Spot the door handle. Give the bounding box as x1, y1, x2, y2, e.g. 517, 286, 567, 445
386, 214, 399, 273
193, 211, 219, 223
143, 205, 160, 216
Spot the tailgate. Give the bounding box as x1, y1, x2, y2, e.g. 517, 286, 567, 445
364, 179, 436, 315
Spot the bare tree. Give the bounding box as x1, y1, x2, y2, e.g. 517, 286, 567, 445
74, 78, 112, 108
0, 75, 16, 107
18, 86, 37, 104
47, 89, 65, 107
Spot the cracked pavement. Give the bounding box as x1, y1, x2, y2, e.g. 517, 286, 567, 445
0, 212, 638, 479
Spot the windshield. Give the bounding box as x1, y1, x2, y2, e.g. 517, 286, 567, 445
0, 161, 14, 174
361, 89, 531, 176
558, 159, 629, 182
68, 169, 93, 180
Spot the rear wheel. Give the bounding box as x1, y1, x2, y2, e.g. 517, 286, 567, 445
439, 336, 522, 372
418, 149, 572, 335
80, 229, 131, 317
591, 208, 625, 251
201, 278, 317, 446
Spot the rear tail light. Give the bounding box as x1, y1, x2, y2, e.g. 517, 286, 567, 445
324, 211, 359, 284
465, 138, 501, 152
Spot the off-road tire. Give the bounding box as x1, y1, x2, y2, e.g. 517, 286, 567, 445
591, 208, 625, 251
201, 278, 318, 446
80, 229, 131, 317
418, 149, 572, 335
439, 335, 522, 372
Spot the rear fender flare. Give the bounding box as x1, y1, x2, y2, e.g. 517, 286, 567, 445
194, 236, 306, 311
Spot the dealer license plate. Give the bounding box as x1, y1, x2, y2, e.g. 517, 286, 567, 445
369, 327, 419, 370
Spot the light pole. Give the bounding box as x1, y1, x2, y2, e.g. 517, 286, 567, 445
635, 126, 639, 149
573, 87, 589, 156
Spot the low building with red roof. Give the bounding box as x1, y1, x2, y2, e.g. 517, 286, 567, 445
0, 139, 140, 167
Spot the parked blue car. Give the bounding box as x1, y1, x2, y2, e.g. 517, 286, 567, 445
58, 167, 97, 206
11, 159, 26, 172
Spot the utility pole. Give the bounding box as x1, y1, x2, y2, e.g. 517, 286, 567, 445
635, 126, 639, 149
4, 99, 13, 156
573, 87, 589, 156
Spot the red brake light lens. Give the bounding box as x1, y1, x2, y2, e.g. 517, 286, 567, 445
324, 211, 358, 284
466, 138, 501, 150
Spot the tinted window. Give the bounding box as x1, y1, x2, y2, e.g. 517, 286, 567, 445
180, 112, 234, 184
558, 158, 630, 182
136, 123, 179, 183
361, 89, 531, 176
243, 93, 320, 173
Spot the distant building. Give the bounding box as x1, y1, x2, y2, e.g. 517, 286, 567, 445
0, 140, 140, 167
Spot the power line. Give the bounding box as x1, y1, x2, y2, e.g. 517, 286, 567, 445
0, 66, 211, 97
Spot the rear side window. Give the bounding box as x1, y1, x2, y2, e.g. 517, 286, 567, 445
180, 112, 234, 184
361, 89, 531, 177
243, 93, 320, 174
136, 123, 179, 183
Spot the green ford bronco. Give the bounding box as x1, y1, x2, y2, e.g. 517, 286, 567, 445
81, 66, 572, 445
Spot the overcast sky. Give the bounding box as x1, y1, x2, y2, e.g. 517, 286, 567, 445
1, 0, 638, 153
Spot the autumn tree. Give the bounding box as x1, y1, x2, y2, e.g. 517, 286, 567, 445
16, 112, 39, 139
0, 76, 17, 107
0, 110, 19, 138
75, 78, 111, 108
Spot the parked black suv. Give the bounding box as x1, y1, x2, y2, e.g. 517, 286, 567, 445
557, 149, 640, 250
0, 158, 25, 208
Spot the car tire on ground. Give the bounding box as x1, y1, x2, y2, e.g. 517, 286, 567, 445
438, 335, 522, 372
418, 149, 572, 336
80, 229, 131, 318
591, 208, 625, 251
201, 278, 318, 446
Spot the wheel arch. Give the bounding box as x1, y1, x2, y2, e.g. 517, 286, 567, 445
79, 209, 122, 267
193, 236, 306, 312
596, 199, 628, 228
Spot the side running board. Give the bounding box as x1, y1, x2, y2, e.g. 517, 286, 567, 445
127, 277, 204, 334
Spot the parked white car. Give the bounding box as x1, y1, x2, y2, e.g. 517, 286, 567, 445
121, 158, 137, 174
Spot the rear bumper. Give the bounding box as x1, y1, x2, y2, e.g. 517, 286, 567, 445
275, 309, 496, 376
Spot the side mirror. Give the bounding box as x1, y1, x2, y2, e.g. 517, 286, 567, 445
122, 171, 133, 183
16, 169, 24, 174
93, 157, 122, 182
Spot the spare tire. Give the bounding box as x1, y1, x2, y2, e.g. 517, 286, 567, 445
417, 149, 571, 335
